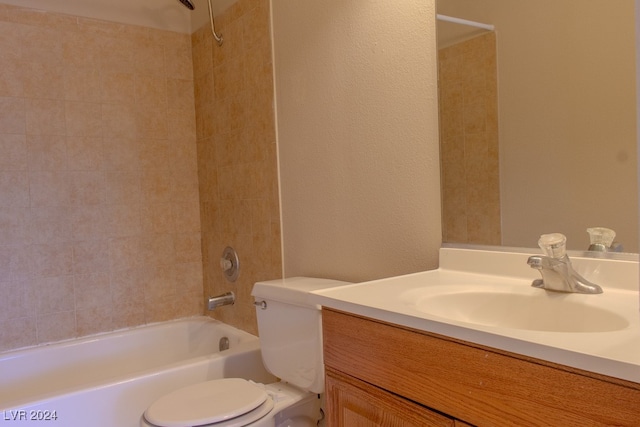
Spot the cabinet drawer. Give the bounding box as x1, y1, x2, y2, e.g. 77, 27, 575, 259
323, 308, 640, 426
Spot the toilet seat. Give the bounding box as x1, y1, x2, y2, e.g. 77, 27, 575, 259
143, 378, 275, 427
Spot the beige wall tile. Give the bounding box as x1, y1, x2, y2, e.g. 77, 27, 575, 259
29, 170, 70, 207
106, 171, 141, 205
101, 72, 136, 104
439, 32, 501, 246
25, 99, 66, 135
0, 280, 29, 322
139, 139, 171, 171
195, 0, 281, 334
72, 242, 111, 275
140, 203, 175, 234
135, 76, 167, 107
70, 205, 107, 241
0, 97, 25, 134
0, 317, 36, 352
140, 234, 175, 266
66, 136, 104, 171
37, 311, 76, 343
102, 103, 137, 139
174, 233, 202, 263
109, 237, 143, 271
111, 301, 144, 329
134, 37, 165, 78
76, 306, 113, 336
103, 137, 139, 170
31, 243, 73, 278
0, 21, 26, 61
23, 62, 64, 99
21, 26, 64, 65
175, 262, 203, 294
167, 108, 196, 141
143, 294, 177, 323
173, 201, 200, 233
33, 275, 75, 313
105, 203, 141, 238
27, 134, 67, 171
99, 37, 137, 73
0, 244, 32, 284
142, 264, 176, 300
163, 33, 193, 80
0, 134, 27, 170
167, 78, 195, 110
63, 32, 102, 69
0, 172, 30, 207
141, 169, 172, 204
29, 206, 71, 245
73, 272, 110, 309
170, 167, 199, 204
136, 108, 168, 139
64, 66, 102, 102
0, 3, 204, 353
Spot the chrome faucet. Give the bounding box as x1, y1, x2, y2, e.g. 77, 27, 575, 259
586, 227, 622, 253
527, 233, 603, 294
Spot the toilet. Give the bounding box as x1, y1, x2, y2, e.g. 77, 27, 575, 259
140, 277, 351, 427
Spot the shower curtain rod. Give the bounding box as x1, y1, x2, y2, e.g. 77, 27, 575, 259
436, 14, 495, 31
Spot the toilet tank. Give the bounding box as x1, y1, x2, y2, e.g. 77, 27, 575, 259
251, 277, 351, 394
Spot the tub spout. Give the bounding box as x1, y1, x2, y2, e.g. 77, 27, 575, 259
208, 292, 235, 310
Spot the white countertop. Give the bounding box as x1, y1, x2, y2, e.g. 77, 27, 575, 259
312, 246, 640, 383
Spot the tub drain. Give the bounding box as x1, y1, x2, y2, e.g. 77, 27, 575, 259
219, 337, 230, 351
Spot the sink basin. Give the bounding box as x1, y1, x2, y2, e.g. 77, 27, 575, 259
401, 285, 630, 333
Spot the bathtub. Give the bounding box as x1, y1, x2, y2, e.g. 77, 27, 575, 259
0, 317, 276, 427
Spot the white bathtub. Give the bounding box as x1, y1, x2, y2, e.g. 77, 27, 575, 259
0, 317, 276, 427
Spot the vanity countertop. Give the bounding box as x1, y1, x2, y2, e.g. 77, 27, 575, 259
311, 246, 640, 383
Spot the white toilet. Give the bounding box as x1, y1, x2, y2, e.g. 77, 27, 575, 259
141, 277, 350, 427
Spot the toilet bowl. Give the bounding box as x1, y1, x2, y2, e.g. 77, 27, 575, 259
140, 277, 350, 427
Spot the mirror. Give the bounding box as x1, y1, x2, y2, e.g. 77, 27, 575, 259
437, 0, 638, 253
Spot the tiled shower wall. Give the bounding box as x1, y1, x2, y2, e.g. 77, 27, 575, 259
0, 4, 203, 352
439, 32, 501, 245
193, 0, 281, 335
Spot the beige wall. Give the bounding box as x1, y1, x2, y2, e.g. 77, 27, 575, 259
193, 0, 281, 336
0, 4, 202, 352
272, 0, 442, 282
439, 0, 638, 252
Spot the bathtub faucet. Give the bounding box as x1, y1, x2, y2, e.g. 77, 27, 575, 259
208, 292, 235, 310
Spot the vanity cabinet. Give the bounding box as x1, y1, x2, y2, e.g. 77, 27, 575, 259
326, 369, 454, 426
322, 308, 640, 426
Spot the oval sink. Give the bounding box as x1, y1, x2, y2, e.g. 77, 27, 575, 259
407, 286, 629, 333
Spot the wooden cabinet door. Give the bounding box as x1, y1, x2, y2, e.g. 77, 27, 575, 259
326, 369, 454, 427
323, 308, 640, 426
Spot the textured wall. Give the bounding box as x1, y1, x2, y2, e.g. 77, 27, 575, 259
273, 0, 442, 282
193, 0, 281, 335
0, 3, 202, 352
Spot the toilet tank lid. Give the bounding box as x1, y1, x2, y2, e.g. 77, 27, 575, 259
251, 277, 352, 308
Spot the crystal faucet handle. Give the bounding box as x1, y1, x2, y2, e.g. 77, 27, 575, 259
538, 233, 567, 258
587, 227, 616, 248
